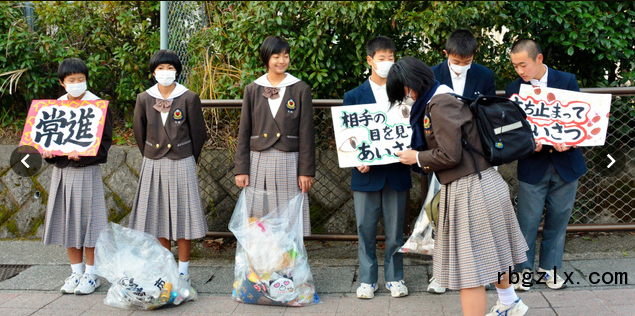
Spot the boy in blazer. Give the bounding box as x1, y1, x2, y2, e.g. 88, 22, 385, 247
342, 36, 410, 299
431, 29, 496, 98
505, 39, 587, 291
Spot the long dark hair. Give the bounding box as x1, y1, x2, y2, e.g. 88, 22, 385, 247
386, 56, 435, 105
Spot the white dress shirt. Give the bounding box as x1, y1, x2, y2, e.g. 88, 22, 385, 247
530, 65, 549, 87
368, 78, 389, 111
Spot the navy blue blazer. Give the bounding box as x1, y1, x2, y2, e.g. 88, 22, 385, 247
341, 79, 413, 192
432, 60, 496, 98
505, 67, 588, 184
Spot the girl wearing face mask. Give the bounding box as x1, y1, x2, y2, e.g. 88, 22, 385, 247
42, 58, 112, 295
234, 35, 315, 236
129, 50, 208, 284
389, 57, 530, 316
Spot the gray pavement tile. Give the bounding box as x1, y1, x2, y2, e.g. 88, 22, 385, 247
336, 294, 391, 313
30, 308, 84, 316
42, 293, 102, 310
190, 266, 234, 295
593, 288, 635, 306
233, 302, 288, 314
0, 307, 39, 316
609, 304, 635, 316
386, 293, 445, 312
553, 305, 616, 316
311, 266, 356, 294
0, 240, 69, 265
128, 304, 190, 315
517, 291, 551, 308
179, 295, 239, 313
283, 296, 338, 314
569, 258, 635, 288
0, 293, 21, 306
0, 265, 68, 291
2, 292, 61, 308
80, 311, 134, 316
524, 308, 558, 316
542, 289, 604, 307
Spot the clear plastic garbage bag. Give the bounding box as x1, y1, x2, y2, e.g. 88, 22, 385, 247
229, 187, 320, 306
399, 173, 442, 255
94, 222, 197, 310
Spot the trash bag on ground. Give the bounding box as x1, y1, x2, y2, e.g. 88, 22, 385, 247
399, 173, 442, 255
229, 187, 320, 306
95, 222, 197, 310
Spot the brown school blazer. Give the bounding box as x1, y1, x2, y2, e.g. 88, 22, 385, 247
133, 90, 207, 162
234, 81, 316, 177
416, 94, 491, 185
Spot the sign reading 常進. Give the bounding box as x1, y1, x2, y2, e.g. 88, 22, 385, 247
510, 84, 611, 146
19, 100, 109, 156
331, 103, 412, 168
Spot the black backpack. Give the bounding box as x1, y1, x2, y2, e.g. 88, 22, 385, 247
451, 94, 536, 177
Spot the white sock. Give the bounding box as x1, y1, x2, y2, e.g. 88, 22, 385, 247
85, 264, 96, 275
179, 261, 189, 275
70, 263, 83, 275
496, 285, 519, 306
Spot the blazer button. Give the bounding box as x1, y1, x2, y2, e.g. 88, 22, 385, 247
167, 144, 172, 149
155, 144, 160, 148
264, 133, 268, 138
549, 149, 553, 153
276, 133, 281, 137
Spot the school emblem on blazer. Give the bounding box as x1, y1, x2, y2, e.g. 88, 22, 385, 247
423, 114, 431, 131
286, 99, 296, 111
173, 109, 184, 122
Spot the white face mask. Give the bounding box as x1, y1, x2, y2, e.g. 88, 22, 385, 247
155, 70, 176, 86
449, 62, 471, 75
65, 81, 87, 98
373, 60, 394, 78
402, 91, 415, 106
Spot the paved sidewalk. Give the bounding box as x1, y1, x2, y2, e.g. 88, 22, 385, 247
1, 240, 634, 315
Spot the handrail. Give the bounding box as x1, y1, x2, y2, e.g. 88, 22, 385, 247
200, 86, 635, 109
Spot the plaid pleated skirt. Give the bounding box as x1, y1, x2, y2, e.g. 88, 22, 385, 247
43, 165, 108, 249
248, 148, 311, 236
129, 156, 208, 240
433, 167, 528, 290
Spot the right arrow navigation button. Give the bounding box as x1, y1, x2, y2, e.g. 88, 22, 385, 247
607, 154, 616, 168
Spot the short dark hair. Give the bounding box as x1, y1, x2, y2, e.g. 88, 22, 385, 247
445, 29, 477, 58
260, 35, 291, 69
366, 36, 396, 58
386, 56, 435, 106
58, 58, 89, 82
511, 38, 543, 60
149, 49, 182, 77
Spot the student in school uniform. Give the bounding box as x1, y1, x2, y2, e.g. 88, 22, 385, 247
234, 35, 315, 236
428, 29, 497, 294
388, 56, 529, 316
431, 29, 496, 99
129, 49, 208, 285
342, 36, 410, 299
42, 57, 112, 295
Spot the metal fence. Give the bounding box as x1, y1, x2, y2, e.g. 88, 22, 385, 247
194, 88, 635, 239
166, 1, 206, 84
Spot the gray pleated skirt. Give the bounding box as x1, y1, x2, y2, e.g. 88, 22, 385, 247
43, 165, 108, 249
433, 167, 528, 290
129, 156, 208, 240
248, 148, 311, 236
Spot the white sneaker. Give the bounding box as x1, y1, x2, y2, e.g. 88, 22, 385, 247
385, 280, 408, 297
74, 273, 100, 295
486, 298, 529, 316
60, 272, 82, 294
356, 283, 378, 299
180, 273, 191, 286
427, 277, 446, 294
514, 269, 532, 291
535, 267, 566, 289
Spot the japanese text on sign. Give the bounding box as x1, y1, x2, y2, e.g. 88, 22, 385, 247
510, 84, 611, 146
332, 103, 412, 167
19, 100, 109, 156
